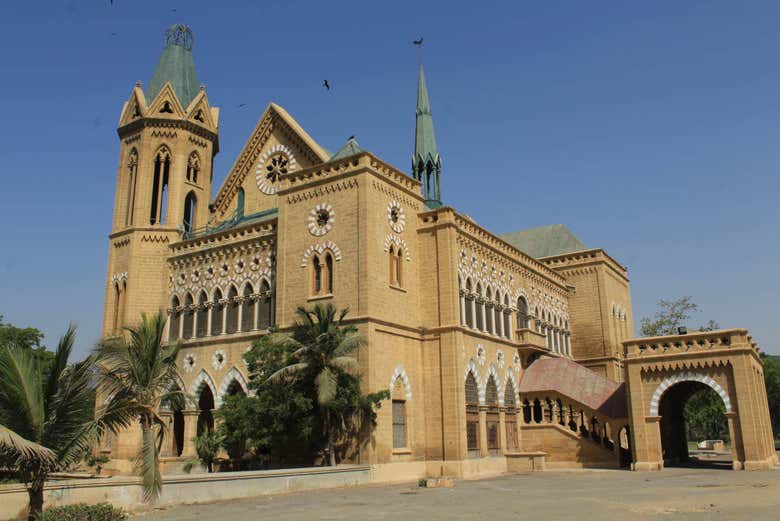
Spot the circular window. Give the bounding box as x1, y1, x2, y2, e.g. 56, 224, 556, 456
387, 201, 406, 233
182, 353, 197, 373
212, 349, 227, 371
307, 203, 335, 236
255, 144, 298, 195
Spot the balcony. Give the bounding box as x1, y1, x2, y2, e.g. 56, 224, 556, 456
515, 328, 548, 350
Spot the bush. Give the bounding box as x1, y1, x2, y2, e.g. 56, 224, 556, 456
36, 503, 126, 521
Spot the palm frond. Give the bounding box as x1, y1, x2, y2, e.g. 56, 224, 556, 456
0, 346, 44, 441
267, 362, 310, 384
0, 425, 56, 467
314, 367, 337, 406
44, 324, 76, 415
333, 333, 366, 357
138, 421, 162, 502
329, 356, 359, 375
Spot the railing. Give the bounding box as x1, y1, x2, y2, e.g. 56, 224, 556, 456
515, 328, 548, 350
181, 208, 278, 241
623, 328, 756, 358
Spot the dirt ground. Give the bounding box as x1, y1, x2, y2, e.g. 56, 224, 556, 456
136, 459, 780, 521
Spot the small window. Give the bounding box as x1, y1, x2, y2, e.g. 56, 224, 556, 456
392, 400, 407, 449
160, 101, 174, 114
312, 255, 322, 294
325, 253, 333, 293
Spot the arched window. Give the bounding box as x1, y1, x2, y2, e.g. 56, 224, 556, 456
465, 279, 475, 328
183, 191, 197, 233
112, 283, 121, 333
325, 252, 334, 293
504, 380, 518, 450
182, 293, 194, 339
197, 384, 215, 436
186, 152, 200, 183
312, 255, 322, 295
389, 245, 402, 287
211, 289, 224, 336
150, 148, 171, 225
236, 187, 245, 218
465, 372, 480, 458
195, 291, 208, 338
125, 149, 138, 226
534, 307, 541, 333
169, 296, 181, 341
475, 283, 484, 332
392, 378, 407, 449
226, 286, 239, 334
517, 297, 529, 329
395, 248, 402, 287
241, 283, 254, 332
494, 292, 502, 337
485, 375, 500, 455
546, 312, 553, 350
503, 294, 512, 338
553, 316, 560, 353
257, 279, 272, 330
485, 288, 494, 334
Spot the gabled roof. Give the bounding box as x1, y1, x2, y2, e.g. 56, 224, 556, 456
518, 357, 627, 418
329, 138, 365, 161
500, 224, 586, 259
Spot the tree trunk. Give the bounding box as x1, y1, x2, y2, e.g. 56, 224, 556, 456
328, 435, 336, 467
27, 483, 43, 521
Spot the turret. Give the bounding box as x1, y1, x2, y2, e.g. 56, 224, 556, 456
412, 64, 442, 208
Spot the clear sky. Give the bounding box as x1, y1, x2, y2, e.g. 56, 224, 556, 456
1, 1, 778, 359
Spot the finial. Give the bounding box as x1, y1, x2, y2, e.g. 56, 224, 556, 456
135, 80, 142, 87
200, 85, 205, 91
164, 24, 193, 51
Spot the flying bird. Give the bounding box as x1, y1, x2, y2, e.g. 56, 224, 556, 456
413, 37, 423, 46
237, 103, 246, 108
348, 135, 355, 141
323, 80, 330, 91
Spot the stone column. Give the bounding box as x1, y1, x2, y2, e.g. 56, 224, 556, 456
498, 409, 507, 452
159, 412, 173, 457
181, 410, 199, 458
479, 408, 488, 457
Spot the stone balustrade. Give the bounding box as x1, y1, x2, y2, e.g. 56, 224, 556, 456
623, 328, 757, 358
515, 328, 548, 350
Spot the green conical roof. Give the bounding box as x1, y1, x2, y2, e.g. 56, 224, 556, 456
329, 138, 365, 161
146, 24, 200, 108
413, 64, 440, 168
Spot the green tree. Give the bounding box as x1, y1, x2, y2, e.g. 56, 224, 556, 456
0, 326, 135, 520
96, 312, 184, 501
762, 354, 780, 442
683, 388, 728, 441
191, 430, 224, 473
0, 315, 55, 379
267, 304, 388, 466
640, 296, 700, 336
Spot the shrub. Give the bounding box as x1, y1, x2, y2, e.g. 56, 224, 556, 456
36, 503, 126, 521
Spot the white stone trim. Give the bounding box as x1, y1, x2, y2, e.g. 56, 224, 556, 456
464, 359, 484, 405
189, 369, 218, 403
255, 144, 298, 195
484, 363, 504, 406
387, 200, 406, 233
389, 364, 412, 400
300, 241, 343, 267
216, 367, 251, 406
383, 234, 412, 261
307, 203, 335, 237
648, 371, 732, 416
212, 349, 227, 371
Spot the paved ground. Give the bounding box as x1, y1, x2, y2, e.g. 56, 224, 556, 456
136, 460, 780, 521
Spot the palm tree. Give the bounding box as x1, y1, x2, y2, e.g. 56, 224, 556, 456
96, 312, 184, 501
268, 304, 364, 466
0, 326, 136, 520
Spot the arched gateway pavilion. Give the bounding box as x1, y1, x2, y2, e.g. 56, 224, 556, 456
98, 25, 777, 478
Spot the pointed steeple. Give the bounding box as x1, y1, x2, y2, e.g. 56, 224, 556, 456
146, 24, 200, 108
412, 64, 442, 207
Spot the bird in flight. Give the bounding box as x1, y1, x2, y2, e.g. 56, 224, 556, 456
348, 135, 355, 141
413, 37, 423, 46
237, 103, 246, 108
323, 80, 330, 91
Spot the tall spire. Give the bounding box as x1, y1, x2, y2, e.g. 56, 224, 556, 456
412, 63, 442, 208
146, 24, 200, 107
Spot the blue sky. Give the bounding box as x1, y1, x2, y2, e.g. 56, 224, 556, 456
0, 1, 778, 359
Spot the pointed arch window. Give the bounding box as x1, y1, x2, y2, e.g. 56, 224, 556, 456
186, 152, 200, 183
485, 375, 500, 454
112, 282, 121, 333
195, 291, 208, 338
211, 289, 224, 336
169, 296, 181, 342
494, 292, 502, 337
181, 294, 194, 339
183, 191, 197, 233
475, 283, 485, 332
241, 283, 255, 332
125, 149, 138, 226
485, 288, 494, 335
465, 372, 480, 458
458, 276, 466, 326
226, 286, 239, 334
325, 252, 334, 293
392, 378, 407, 449
312, 255, 322, 295
258, 279, 273, 330
517, 297, 529, 330
150, 148, 171, 225
389, 245, 403, 287
503, 295, 512, 339
465, 279, 475, 329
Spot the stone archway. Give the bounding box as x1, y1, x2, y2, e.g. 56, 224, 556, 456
623, 329, 777, 471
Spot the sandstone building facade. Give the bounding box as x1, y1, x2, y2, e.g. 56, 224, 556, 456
101, 25, 777, 477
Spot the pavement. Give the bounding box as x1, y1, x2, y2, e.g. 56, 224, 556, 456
135, 459, 780, 521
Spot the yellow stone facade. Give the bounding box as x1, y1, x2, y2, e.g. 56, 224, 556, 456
100, 27, 776, 478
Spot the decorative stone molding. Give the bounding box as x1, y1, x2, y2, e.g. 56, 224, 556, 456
496, 349, 505, 369
307, 203, 335, 237
111, 272, 128, 284
300, 241, 343, 267
476, 344, 486, 366
505, 370, 518, 399
189, 369, 218, 401
485, 363, 504, 406
182, 353, 197, 373
212, 349, 227, 371
648, 372, 732, 416
383, 234, 411, 261
387, 200, 406, 233
216, 367, 251, 405
512, 352, 522, 372
389, 364, 412, 400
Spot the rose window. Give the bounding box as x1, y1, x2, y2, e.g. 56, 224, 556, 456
182, 353, 197, 373
387, 201, 406, 233
307, 203, 335, 236
212, 349, 227, 371
255, 144, 298, 195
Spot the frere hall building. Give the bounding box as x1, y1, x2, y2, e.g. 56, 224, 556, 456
101, 25, 777, 478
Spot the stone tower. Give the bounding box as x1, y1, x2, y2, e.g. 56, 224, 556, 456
102, 24, 219, 337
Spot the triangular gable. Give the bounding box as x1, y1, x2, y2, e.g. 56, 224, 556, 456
212, 103, 330, 214
118, 84, 148, 127
184, 88, 218, 131
146, 81, 187, 120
